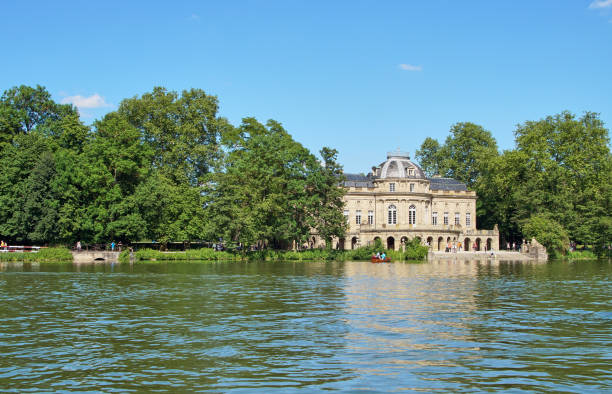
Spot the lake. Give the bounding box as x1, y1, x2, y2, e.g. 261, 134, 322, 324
0, 260, 610, 392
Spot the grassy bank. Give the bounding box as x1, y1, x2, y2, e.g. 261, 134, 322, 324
0, 247, 73, 262
122, 241, 429, 263
119, 248, 240, 263
564, 250, 598, 260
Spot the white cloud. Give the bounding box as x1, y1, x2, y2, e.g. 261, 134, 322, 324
399, 63, 422, 72
61, 94, 110, 109
589, 0, 612, 9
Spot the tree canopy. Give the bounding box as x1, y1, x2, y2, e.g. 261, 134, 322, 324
0, 85, 346, 249
417, 112, 611, 256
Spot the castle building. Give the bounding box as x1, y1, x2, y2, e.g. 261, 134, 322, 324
319, 150, 499, 251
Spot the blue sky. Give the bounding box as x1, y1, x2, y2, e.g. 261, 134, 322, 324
2, 1, 611, 173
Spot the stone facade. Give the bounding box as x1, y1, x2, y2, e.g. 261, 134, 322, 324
314, 150, 499, 251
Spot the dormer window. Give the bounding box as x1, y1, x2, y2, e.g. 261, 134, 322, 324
389, 183, 395, 192
408, 168, 414, 176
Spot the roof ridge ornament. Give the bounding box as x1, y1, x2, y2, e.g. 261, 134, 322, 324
387, 148, 410, 159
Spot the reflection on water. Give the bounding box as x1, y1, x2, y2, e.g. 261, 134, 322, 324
0, 260, 610, 392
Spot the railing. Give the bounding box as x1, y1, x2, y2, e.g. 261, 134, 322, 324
0, 246, 41, 253
355, 223, 465, 232
463, 229, 498, 236
72, 243, 125, 252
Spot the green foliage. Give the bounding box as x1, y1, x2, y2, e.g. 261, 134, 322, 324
118, 87, 228, 185
522, 214, 569, 259
0, 85, 76, 141
404, 238, 429, 260
1, 84, 608, 262
204, 118, 346, 250
565, 250, 598, 260
132, 248, 238, 261
415, 137, 441, 177
0, 247, 72, 262
416, 123, 498, 188
417, 112, 611, 256
118, 249, 131, 263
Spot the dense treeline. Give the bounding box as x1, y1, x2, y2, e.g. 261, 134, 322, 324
0, 85, 346, 249
2, 84, 610, 258
416, 115, 612, 257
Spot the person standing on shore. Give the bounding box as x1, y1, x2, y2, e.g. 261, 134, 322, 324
111, 241, 116, 251
76, 241, 81, 251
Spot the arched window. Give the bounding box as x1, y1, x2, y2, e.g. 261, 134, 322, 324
388, 205, 397, 224
408, 205, 416, 225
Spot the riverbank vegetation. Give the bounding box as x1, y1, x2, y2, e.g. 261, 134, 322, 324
0, 247, 72, 262
121, 239, 428, 263
416, 114, 611, 258
1, 84, 610, 259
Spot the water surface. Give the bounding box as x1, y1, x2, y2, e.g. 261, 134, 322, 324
0, 260, 610, 392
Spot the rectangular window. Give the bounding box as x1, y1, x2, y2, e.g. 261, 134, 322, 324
343, 210, 349, 223
455, 213, 460, 225
432, 212, 438, 225
356, 210, 361, 225
388, 209, 397, 224
368, 210, 374, 224
389, 183, 395, 192
443, 212, 449, 225
466, 213, 471, 227
410, 183, 415, 192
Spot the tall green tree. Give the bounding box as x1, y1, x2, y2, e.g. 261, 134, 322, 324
415, 137, 441, 177
118, 87, 230, 185
309, 147, 347, 248
511, 111, 611, 251
205, 118, 336, 249
439, 122, 499, 188
0, 85, 75, 142
416, 122, 499, 229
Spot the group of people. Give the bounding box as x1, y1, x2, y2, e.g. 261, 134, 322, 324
373, 251, 387, 260
505, 241, 523, 251
445, 241, 463, 253
73, 241, 122, 252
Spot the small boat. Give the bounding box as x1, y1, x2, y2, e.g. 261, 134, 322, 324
371, 257, 391, 263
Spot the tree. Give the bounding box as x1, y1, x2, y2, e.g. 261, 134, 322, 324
204, 118, 336, 249
522, 214, 569, 258
439, 122, 499, 188
118, 87, 230, 185
512, 111, 611, 247
416, 122, 499, 230
309, 147, 347, 248
18, 151, 61, 243
0, 85, 75, 142
415, 137, 441, 177
0, 132, 56, 242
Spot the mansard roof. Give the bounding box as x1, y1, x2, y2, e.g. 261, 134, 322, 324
342, 173, 374, 187
340, 151, 469, 192
428, 177, 468, 191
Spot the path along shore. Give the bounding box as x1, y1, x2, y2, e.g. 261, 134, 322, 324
429, 250, 541, 262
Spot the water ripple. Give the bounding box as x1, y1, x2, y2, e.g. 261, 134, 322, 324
0, 260, 610, 392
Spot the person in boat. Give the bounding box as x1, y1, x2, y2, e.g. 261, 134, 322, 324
375, 252, 380, 259
380, 252, 386, 260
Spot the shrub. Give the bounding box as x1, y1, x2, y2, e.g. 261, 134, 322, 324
0, 247, 72, 262
404, 238, 429, 260
522, 214, 569, 259
566, 250, 597, 260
